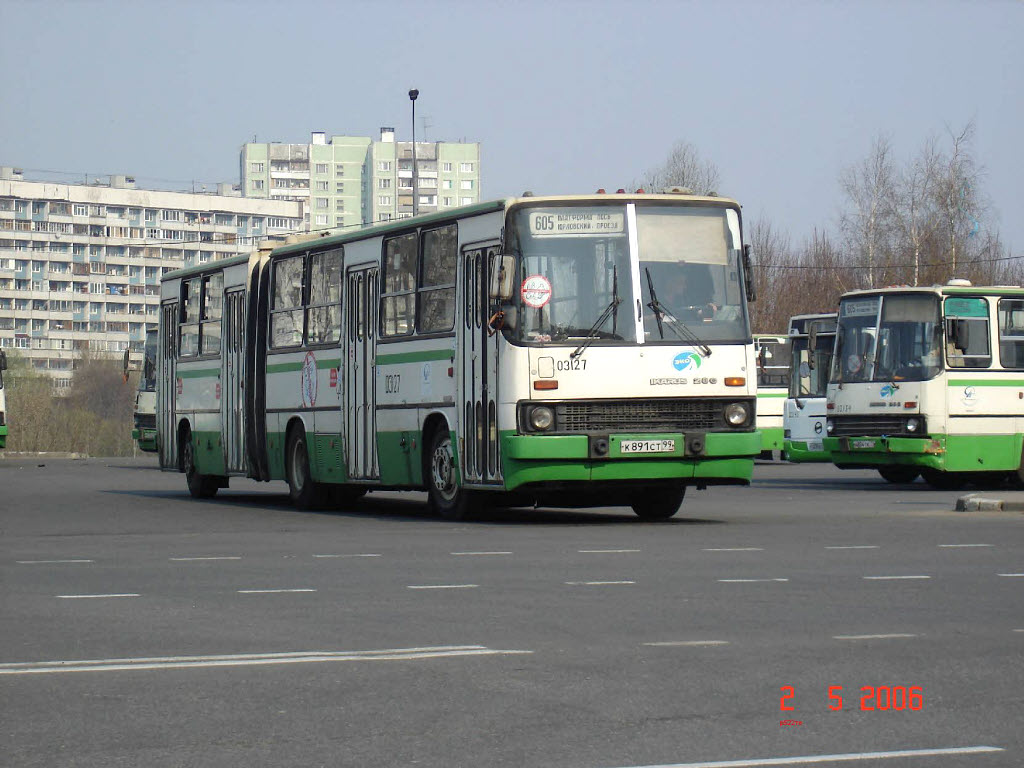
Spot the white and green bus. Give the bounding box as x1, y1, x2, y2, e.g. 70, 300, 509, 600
131, 328, 158, 453
754, 334, 790, 457
0, 349, 8, 449
783, 313, 836, 462
157, 193, 761, 519
825, 281, 1024, 488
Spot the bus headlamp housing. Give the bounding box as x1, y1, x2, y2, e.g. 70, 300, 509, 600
826, 418, 834, 434
905, 417, 923, 434
724, 402, 750, 427
529, 405, 555, 431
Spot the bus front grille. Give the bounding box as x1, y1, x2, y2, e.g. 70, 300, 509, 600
555, 399, 726, 432
828, 415, 912, 436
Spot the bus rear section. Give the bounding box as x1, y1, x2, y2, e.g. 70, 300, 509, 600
131, 328, 158, 453
0, 349, 7, 449
754, 335, 789, 458
783, 313, 836, 462
825, 282, 1024, 488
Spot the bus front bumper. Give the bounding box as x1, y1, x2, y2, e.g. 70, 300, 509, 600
783, 439, 830, 463
824, 435, 945, 470
500, 431, 760, 491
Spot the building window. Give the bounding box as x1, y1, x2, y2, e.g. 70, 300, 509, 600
460, 162, 474, 172
315, 215, 329, 226
461, 197, 473, 205
378, 161, 392, 171
335, 200, 345, 211
251, 162, 264, 173
73, 204, 88, 216
268, 218, 289, 229
378, 178, 391, 189
442, 162, 452, 172
335, 165, 345, 176
443, 197, 453, 206
315, 198, 329, 209
315, 181, 329, 191
162, 210, 181, 222
378, 196, 391, 206
442, 179, 453, 190
461, 179, 474, 190
252, 180, 265, 191
336, 183, 345, 193
315, 163, 329, 174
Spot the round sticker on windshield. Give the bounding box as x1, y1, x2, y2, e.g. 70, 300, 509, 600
521, 275, 552, 308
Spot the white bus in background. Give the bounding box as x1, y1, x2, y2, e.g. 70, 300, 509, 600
130, 328, 158, 453
0, 349, 8, 449
754, 334, 790, 458
826, 281, 1024, 488
157, 192, 761, 519
783, 313, 836, 462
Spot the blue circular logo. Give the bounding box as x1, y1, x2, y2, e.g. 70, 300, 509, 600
673, 352, 702, 371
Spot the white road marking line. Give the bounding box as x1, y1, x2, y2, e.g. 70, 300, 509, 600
565, 580, 636, 586
451, 551, 512, 556
0, 645, 534, 675
863, 575, 931, 580
407, 584, 479, 590
833, 634, 917, 640
56, 593, 139, 599
237, 589, 316, 594
170, 556, 242, 561
313, 553, 382, 558
703, 548, 763, 552
578, 549, 641, 553
997, 573, 1024, 577
644, 641, 730, 647
717, 578, 789, 583
938, 544, 993, 548
18, 559, 94, 564
1012, 629, 1024, 633
608, 745, 1004, 767
825, 546, 879, 550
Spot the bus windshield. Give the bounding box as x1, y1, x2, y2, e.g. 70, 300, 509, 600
790, 336, 833, 398
139, 329, 157, 393
832, 294, 941, 383
506, 204, 748, 346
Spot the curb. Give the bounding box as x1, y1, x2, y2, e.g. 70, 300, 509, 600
0, 452, 89, 460
955, 494, 1024, 513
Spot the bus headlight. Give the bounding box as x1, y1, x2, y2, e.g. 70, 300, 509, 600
826, 419, 834, 434
724, 402, 749, 427
906, 417, 921, 433
529, 406, 555, 431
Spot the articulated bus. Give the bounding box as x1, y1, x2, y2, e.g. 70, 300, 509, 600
157, 193, 760, 519
131, 328, 158, 453
825, 281, 1024, 488
0, 349, 8, 449
754, 335, 790, 457
783, 313, 836, 462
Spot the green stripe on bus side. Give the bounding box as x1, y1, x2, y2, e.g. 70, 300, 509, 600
266, 358, 342, 374
376, 349, 454, 365
947, 379, 1024, 387
177, 368, 220, 379
757, 393, 788, 398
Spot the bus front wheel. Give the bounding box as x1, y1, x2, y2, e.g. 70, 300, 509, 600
183, 431, 219, 499
287, 429, 321, 509
631, 487, 685, 520
878, 467, 920, 484
921, 468, 967, 490
426, 429, 480, 520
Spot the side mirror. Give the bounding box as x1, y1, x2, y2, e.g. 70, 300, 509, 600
742, 244, 756, 303
488, 253, 516, 301
0, 349, 7, 372
122, 348, 130, 383
948, 319, 970, 352
808, 326, 818, 352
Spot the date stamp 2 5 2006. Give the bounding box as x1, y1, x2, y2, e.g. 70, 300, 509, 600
780, 684, 923, 722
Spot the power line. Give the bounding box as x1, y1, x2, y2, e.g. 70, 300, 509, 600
758, 253, 1022, 271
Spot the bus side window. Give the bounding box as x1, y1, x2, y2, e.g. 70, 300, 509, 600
201, 272, 223, 356
998, 299, 1024, 369
381, 233, 417, 337
270, 256, 304, 348
418, 225, 457, 333
307, 248, 343, 345
179, 277, 201, 358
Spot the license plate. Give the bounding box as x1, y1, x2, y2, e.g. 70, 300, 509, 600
619, 439, 676, 454
852, 439, 877, 449
807, 440, 823, 452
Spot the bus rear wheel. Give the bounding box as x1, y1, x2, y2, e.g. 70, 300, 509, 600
631, 486, 686, 520
878, 467, 920, 484
287, 429, 321, 509
183, 430, 219, 499
426, 429, 480, 520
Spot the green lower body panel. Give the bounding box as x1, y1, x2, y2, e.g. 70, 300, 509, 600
826, 433, 1023, 473
500, 431, 759, 491
192, 430, 227, 476
783, 439, 830, 463
376, 430, 423, 486
132, 428, 158, 453
0, 426, 6, 449
758, 427, 784, 452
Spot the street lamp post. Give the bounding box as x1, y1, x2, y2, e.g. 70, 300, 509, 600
409, 88, 419, 217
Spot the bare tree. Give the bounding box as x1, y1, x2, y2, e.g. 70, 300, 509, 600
636, 141, 721, 195
839, 135, 896, 286
747, 216, 792, 332
891, 136, 940, 285
932, 120, 987, 275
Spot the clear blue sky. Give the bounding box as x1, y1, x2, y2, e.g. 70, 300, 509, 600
1, 0, 1020, 251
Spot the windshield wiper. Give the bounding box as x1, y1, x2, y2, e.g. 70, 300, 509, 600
644, 268, 712, 357
570, 265, 621, 359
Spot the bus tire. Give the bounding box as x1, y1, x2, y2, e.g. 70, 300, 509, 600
329, 485, 368, 506
286, 428, 321, 509
921, 468, 967, 490
631, 486, 685, 520
877, 467, 919, 484
182, 430, 219, 499
426, 428, 480, 520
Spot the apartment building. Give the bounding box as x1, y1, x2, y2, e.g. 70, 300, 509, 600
0, 168, 304, 386
240, 129, 481, 230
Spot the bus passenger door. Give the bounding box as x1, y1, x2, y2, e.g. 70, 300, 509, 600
345, 266, 379, 480
459, 245, 502, 486
222, 289, 246, 474
157, 301, 178, 469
